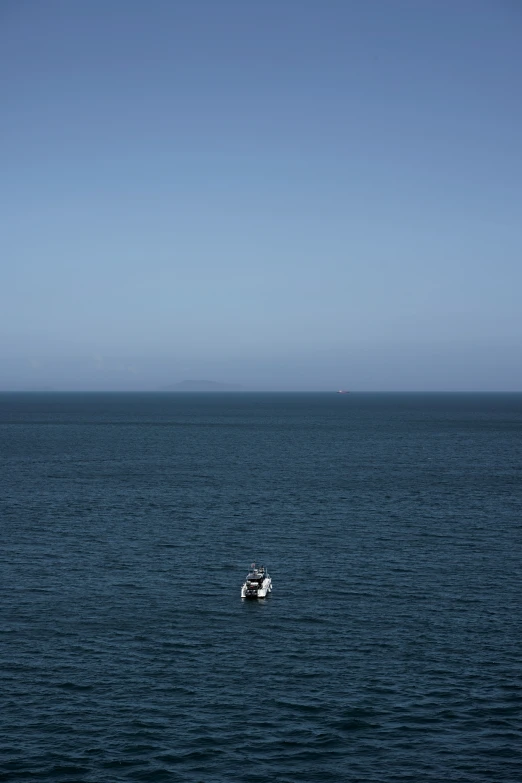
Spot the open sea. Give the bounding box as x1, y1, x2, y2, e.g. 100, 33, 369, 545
1, 392, 521, 782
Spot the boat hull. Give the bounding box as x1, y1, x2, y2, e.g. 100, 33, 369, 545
241, 577, 272, 599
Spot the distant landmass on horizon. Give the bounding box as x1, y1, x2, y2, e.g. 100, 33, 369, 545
161, 380, 245, 392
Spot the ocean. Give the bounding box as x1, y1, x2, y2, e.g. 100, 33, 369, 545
1, 392, 521, 782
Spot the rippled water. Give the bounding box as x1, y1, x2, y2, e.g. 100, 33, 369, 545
1, 392, 521, 782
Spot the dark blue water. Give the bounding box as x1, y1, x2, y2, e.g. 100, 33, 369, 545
2, 393, 521, 782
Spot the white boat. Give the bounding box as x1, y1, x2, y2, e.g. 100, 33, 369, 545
241, 563, 272, 599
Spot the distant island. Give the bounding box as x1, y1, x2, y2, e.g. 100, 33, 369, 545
161, 380, 245, 392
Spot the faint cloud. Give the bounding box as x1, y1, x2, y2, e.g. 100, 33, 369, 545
28, 358, 42, 369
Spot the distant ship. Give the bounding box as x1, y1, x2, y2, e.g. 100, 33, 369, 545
337, 390, 350, 394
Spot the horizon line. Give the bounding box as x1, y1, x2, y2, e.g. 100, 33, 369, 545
1, 389, 521, 395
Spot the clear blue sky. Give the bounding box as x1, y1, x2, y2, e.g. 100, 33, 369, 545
1, 0, 521, 390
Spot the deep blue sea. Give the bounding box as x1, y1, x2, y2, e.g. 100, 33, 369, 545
1, 392, 521, 782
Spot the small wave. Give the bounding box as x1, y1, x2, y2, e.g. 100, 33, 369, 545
54, 682, 93, 691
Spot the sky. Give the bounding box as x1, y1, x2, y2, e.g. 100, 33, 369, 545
1, 0, 521, 390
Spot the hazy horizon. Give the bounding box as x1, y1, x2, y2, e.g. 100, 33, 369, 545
1, 350, 521, 394
2, 1, 521, 392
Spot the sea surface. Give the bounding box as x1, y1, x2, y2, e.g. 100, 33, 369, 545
1, 392, 521, 782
